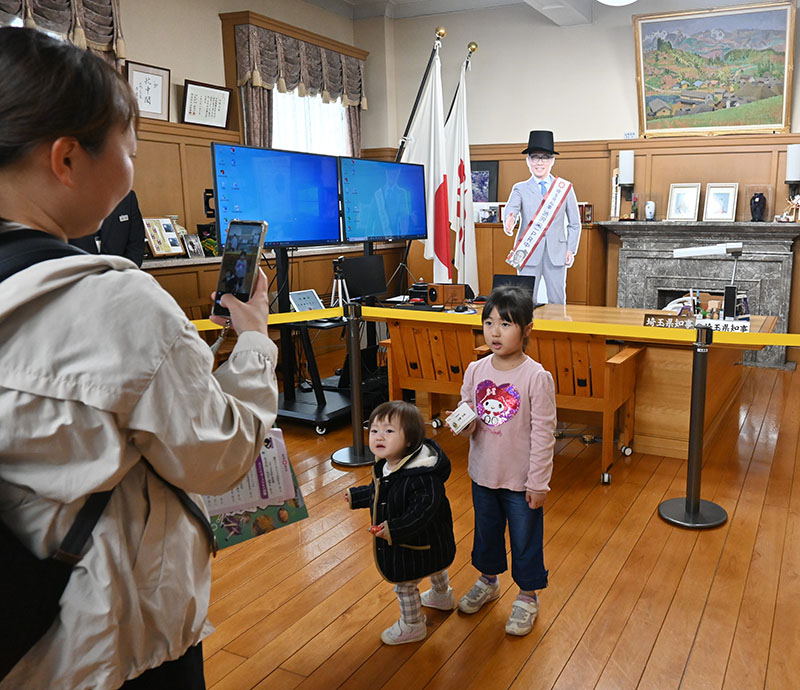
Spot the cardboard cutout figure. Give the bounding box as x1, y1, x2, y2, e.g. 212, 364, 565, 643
503, 130, 581, 305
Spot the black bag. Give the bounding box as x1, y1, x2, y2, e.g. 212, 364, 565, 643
0, 492, 112, 680
0, 228, 112, 680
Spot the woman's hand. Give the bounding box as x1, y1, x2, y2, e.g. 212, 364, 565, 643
526, 490, 547, 510
210, 269, 269, 337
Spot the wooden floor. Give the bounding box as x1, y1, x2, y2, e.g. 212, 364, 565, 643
203, 365, 800, 690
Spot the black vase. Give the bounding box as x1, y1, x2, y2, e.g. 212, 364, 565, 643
750, 193, 766, 222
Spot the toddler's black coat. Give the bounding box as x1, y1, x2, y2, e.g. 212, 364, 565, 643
349, 439, 456, 583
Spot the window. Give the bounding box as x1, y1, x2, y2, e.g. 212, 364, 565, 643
272, 88, 351, 156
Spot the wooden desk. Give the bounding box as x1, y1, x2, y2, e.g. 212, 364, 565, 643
532, 304, 775, 459
375, 304, 776, 461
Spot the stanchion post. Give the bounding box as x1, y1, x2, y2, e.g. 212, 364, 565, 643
658, 326, 727, 529
331, 302, 375, 467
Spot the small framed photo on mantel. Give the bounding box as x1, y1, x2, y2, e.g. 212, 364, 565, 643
703, 183, 738, 222
126, 61, 170, 121
666, 183, 701, 222
181, 80, 232, 129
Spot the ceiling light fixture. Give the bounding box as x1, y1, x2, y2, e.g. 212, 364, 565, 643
596, 0, 638, 6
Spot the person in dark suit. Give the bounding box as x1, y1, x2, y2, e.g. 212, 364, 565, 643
70, 189, 145, 266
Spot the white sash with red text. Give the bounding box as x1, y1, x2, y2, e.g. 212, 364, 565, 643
506, 177, 572, 271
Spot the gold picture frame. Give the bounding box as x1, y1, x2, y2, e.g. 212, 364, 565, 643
143, 218, 185, 256
633, 2, 795, 137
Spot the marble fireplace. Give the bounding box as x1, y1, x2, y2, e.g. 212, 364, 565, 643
601, 222, 799, 367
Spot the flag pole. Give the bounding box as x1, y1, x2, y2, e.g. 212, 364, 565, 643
392, 27, 447, 293
445, 41, 478, 125
395, 27, 447, 163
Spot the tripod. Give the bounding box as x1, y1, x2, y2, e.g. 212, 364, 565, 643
330, 256, 351, 308
386, 241, 417, 295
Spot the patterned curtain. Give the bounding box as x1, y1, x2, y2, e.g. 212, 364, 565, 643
234, 23, 367, 149
0, 0, 126, 66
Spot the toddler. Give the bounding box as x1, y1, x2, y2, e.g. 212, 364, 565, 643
346, 401, 456, 645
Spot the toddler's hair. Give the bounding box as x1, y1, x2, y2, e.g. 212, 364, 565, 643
481, 285, 534, 329
368, 401, 426, 453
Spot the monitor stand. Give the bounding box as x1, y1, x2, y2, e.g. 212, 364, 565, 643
274, 247, 351, 435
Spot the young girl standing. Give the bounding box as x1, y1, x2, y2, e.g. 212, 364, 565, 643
346, 401, 457, 645
455, 285, 556, 635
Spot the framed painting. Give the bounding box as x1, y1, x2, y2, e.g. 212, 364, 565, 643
633, 2, 795, 137
126, 61, 170, 121
703, 183, 739, 221
471, 161, 498, 202
666, 183, 701, 221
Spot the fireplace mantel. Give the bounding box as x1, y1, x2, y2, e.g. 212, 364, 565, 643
598, 221, 800, 366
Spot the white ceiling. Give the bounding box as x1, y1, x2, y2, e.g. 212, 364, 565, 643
303, 0, 599, 26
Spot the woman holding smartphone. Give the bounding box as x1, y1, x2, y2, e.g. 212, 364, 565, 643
0, 28, 276, 689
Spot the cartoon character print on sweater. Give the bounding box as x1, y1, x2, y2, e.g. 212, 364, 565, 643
476, 380, 520, 427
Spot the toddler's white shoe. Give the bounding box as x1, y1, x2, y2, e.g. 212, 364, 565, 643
458, 578, 501, 614
421, 586, 456, 611
381, 617, 427, 645
505, 596, 539, 636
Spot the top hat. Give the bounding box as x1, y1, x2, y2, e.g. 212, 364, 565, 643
521, 130, 558, 155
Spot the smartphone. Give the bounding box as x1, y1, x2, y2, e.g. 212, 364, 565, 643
211, 220, 268, 318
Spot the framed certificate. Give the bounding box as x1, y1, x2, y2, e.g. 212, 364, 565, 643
181, 80, 232, 128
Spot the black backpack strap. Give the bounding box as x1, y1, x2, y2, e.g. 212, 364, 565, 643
140, 458, 218, 556
0, 228, 105, 563
52, 490, 114, 565
0, 228, 86, 282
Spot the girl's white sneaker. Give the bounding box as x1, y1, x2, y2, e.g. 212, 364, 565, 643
381, 617, 427, 645
505, 596, 539, 636
421, 586, 456, 610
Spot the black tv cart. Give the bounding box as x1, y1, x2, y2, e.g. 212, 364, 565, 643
274, 247, 351, 434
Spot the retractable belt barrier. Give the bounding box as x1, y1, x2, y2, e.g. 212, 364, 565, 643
191, 305, 800, 348
190, 304, 799, 529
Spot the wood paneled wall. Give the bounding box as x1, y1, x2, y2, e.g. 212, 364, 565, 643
134, 120, 240, 237
366, 133, 800, 359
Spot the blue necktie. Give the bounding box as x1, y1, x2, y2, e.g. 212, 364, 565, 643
539, 180, 548, 197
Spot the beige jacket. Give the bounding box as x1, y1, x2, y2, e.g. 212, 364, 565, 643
0, 242, 278, 689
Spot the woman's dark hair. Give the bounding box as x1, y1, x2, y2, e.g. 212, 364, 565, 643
0, 27, 138, 169
482, 285, 534, 330
369, 401, 426, 454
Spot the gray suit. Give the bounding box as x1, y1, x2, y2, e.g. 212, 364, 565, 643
505, 176, 581, 304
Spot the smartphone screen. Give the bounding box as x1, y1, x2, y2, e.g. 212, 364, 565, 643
212, 220, 268, 317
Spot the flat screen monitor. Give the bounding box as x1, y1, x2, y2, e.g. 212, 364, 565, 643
492, 274, 536, 298
339, 254, 387, 299
211, 143, 341, 248
339, 157, 427, 243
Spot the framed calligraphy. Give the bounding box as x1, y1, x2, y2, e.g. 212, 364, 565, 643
181, 80, 232, 129
126, 61, 170, 121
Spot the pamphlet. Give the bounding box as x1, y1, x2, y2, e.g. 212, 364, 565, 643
202, 429, 308, 548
